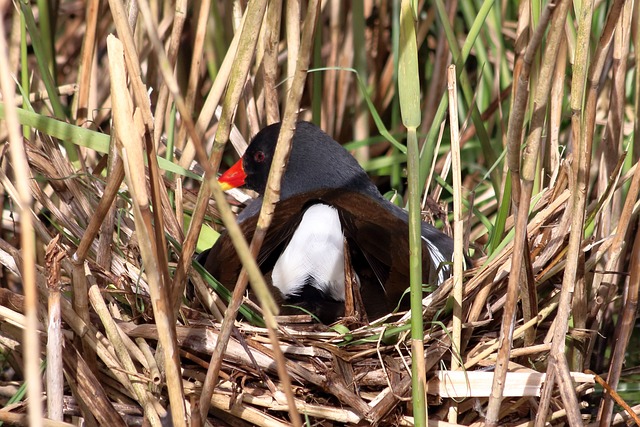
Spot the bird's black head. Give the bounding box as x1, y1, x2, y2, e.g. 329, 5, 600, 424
219, 121, 379, 200
241, 122, 280, 194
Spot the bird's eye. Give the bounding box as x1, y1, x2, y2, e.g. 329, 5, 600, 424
254, 151, 266, 163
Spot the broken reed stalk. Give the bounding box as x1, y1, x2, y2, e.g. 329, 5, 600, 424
107, 35, 186, 425
61, 342, 129, 426
95, 145, 122, 303
45, 236, 65, 421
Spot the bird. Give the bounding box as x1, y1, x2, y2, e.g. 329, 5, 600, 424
199, 121, 456, 324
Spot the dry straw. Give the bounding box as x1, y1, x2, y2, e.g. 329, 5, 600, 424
0, 1, 639, 426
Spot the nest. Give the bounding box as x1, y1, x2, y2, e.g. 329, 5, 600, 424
0, 2, 638, 425
0, 131, 613, 426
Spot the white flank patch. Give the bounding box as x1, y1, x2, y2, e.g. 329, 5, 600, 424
272, 204, 346, 301
422, 236, 451, 284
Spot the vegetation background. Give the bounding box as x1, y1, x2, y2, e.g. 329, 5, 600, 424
0, 0, 638, 425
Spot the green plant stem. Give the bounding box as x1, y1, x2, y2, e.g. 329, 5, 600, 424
399, 0, 426, 425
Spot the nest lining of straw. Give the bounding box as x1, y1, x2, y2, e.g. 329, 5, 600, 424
0, 131, 602, 426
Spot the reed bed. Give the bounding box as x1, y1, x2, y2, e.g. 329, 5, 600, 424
0, 0, 639, 426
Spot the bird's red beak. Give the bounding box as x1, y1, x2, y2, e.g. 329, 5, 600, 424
218, 159, 247, 191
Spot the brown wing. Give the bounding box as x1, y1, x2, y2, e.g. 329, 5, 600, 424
201, 199, 304, 291
202, 189, 437, 321
316, 190, 435, 318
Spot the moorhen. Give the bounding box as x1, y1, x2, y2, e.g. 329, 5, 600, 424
200, 121, 455, 323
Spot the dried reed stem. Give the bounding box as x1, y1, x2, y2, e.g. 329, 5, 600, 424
45, 236, 65, 421
0, 9, 43, 427
487, 1, 569, 424
447, 64, 464, 424
107, 34, 186, 425
72, 0, 99, 124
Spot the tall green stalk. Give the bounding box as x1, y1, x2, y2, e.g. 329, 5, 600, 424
398, 1, 426, 425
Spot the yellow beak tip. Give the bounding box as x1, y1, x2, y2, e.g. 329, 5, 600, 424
219, 182, 234, 192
